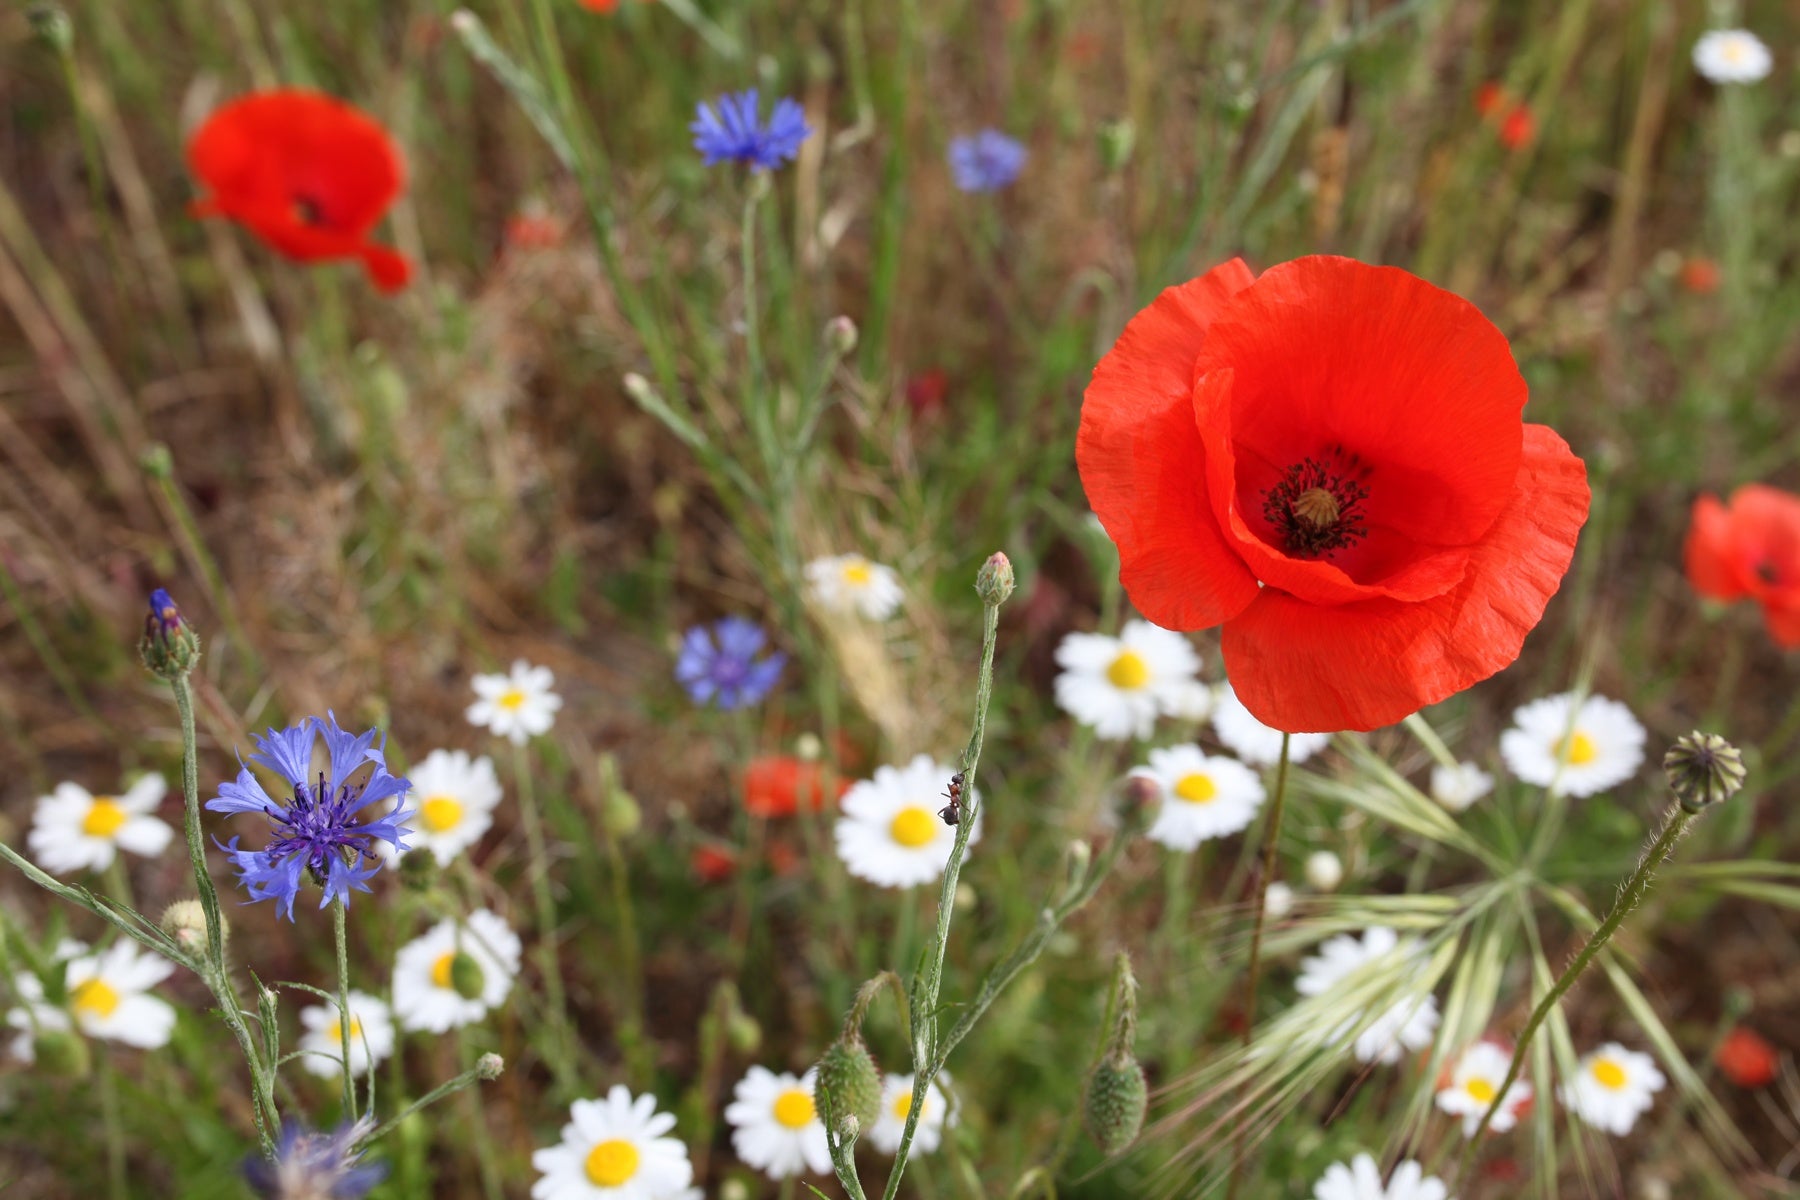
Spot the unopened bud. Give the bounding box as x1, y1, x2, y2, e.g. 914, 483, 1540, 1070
1062, 839, 1092, 900
139, 588, 201, 680
603, 789, 642, 839
622, 373, 657, 405
1083, 1052, 1147, 1155
726, 1011, 762, 1055
794, 732, 823, 762
475, 1052, 505, 1080
27, 4, 72, 52
1117, 774, 1160, 836
1304, 850, 1343, 892
159, 898, 224, 956
448, 952, 486, 1000
815, 1033, 882, 1134
399, 848, 436, 891
1663, 732, 1746, 814
719, 1181, 752, 1200
33, 1029, 90, 1079
824, 315, 859, 355
1263, 881, 1295, 920
975, 552, 1015, 606
1098, 119, 1135, 172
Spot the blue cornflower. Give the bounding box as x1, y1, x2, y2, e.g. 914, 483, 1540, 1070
208, 714, 412, 920
948, 129, 1028, 192
244, 1119, 385, 1199
675, 616, 787, 709
691, 89, 812, 172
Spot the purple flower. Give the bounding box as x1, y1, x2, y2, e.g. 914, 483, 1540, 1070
948, 129, 1028, 192
245, 1119, 385, 1199
208, 714, 412, 920
691, 89, 811, 172
147, 588, 182, 637
676, 617, 786, 709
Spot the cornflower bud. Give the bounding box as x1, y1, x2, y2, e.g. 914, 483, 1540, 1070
975, 551, 1015, 606
476, 1052, 505, 1080
824, 315, 859, 356
139, 588, 201, 680
1663, 732, 1746, 814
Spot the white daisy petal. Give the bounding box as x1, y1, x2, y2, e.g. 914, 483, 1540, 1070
725, 1066, 830, 1180
1499, 692, 1644, 798
1429, 762, 1494, 813
1294, 927, 1439, 1066
298, 991, 396, 1079
532, 1086, 694, 1200
1133, 745, 1265, 852
393, 909, 522, 1033
806, 554, 905, 621
1311, 1152, 1451, 1200
1435, 1040, 1531, 1137
1693, 29, 1772, 85
467, 661, 562, 745
55, 942, 177, 1050
1559, 1042, 1665, 1136
1212, 684, 1332, 766
834, 755, 980, 890
27, 776, 177, 876
1052, 620, 1202, 742
869, 1073, 954, 1156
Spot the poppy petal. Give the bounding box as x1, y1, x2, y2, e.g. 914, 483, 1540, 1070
359, 244, 412, 293
1684, 494, 1746, 601
1221, 424, 1588, 732
1078, 259, 1262, 630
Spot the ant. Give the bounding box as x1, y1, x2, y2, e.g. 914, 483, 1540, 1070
938, 771, 965, 826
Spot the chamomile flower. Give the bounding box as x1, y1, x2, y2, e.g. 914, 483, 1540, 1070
1435, 1041, 1531, 1136
531, 1086, 695, 1200
1053, 620, 1200, 741
1311, 1154, 1451, 1200
869, 1073, 953, 1155
834, 755, 979, 889
1305, 850, 1345, 892
805, 554, 903, 621
391, 749, 502, 866
3, 941, 88, 1063
1429, 762, 1494, 813
1295, 927, 1440, 1065
1693, 29, 1773, 85
1499, 693, 1645, 798
1559, 1042, 1665, 1136
27, 775, 173, 875
1131, 745, 1264, 851
1211, 685, 1332, 766
59, 941, 177, 1049
467, 660, 563, 745
392, 909, 521, 1033
297, 990, 395, 1079
724, 1066, 831, 1180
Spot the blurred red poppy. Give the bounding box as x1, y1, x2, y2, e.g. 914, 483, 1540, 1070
504, 213, 563, 251
188, 89, 411, 292
692, 844, 737, 883
1077, 256, 1589, 732
1715, 1027, 1779, 1088
1473, 82, 1508, 117
906, 368, 950, 421
1498, 106, 1536, 150
1680, 256, 1722, 295
1686, 484, 1800, 647
743, 756, 844, 818
579, 0, 621, 10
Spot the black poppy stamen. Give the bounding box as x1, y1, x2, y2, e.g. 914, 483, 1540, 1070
1262, 456, 1370, 559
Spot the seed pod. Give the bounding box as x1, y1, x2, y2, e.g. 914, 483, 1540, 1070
33, 1030, 90, 1080
1663, 732, 1746, 814
1084, 1051, 1148, 1155
449, 952, 486, 1001
814, 1033, 882, 1136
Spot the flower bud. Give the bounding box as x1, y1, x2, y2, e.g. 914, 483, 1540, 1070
1263, 881, 1295, 920
139, 588, 201, 680
815, 1033, 882, 1136
476, 1052, 505, 1080
399, 848, 437, 891
160, 898, 225, 956
1083, 1051, 1147, 1155
794, 732, 823, 762
1304, 850, 1343, 892
726, 1011, 762, 1056
1663, 732, 1746, 815
32, 1029, 90, 1079
975, 552, 1015, 606
824, 315, 859, 356
719, 1181, 752, 1200
1098, 119, 1135, 173
448, 952, 486, 1000
27, 4, 73, 53
603, 789, 642, 839
1117, 773, 1160, 837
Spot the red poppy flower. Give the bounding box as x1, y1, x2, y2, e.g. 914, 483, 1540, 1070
1498, 105, 1536, 150
1686, 484, 1800, 647
742, 756, 844, 818
692, 844, 737, 883
1473, 82, 1509, 117
579, 0, 621, 10
1715, 1027, 1779, 1088
905, 368, 950, 421
1679, 256, 1722, 295
1077, 256, 1589, 733
504, 212, 563, 251
188, 89, 411, 292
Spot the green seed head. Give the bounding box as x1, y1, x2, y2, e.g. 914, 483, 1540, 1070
33, 1029, 90, 1080
1663, 731, 1747, 814
815, 1034, 882, 1135
1083, 1051, 1148, 1156
449, 952, 487, 1001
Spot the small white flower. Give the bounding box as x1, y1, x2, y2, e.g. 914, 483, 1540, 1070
1559, 1042, 1665, 1136
27, 775, 174, 876
1311, 1153, 1451, 1200
1053, 620, 1200, 741
3, 941, 88, 1062
467, 660, 562, 745
724, 1066, 831, 1180
834, 755, 979, 889
1132, 745, 1265, 851
1435, 1041, 1531, 1137
869, 1073, 953, 1155
392, 909, 521, 1033
1295, 927, 1439, 1065
1211, 685, 1331, 766
1429, 762, 1494, 813
1304, 850, 1344, 892
391, 749, 503, 866
1162, 679, 1215, 723
1693, 29, 1772, 85
531, 1085, 695, 1200
805, 554, 904, 621
1499, 693, 1645, 798
39, 942, 178, 1050
297, 990, 396, 1079
1263, 881, 1296, 920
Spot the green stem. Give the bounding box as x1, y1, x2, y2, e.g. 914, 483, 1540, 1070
361, 1059, 494, 1146
511, 740, 576, 1094
1227, 733, 1290, 1200
598, 794, 650, 1083
98, 1048, 127, 1200
144, 453, 263, 679
1453, 803, 1698, 1185
457, 1028, 505, 1200
334, 897, 355, 1121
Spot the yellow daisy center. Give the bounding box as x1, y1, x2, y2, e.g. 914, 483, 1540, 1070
1174, 773, 1217, 804
1591, 1058, 1628, 1091
584, 1138, 640, 1186
1554, 732, 1598, 766
1106, 649, 1150, 690
1723, 40, 1745, 63
430, 951, 456, 989
497, 688, 527, 711
81, 798, 128, 838
891, 1091, 913, 1120
420, 795, 464, 832
327, 1018, 365, 1043
842, 560, 873, 586
72, 979, 120, 1019
773, 1089, 816, 1129
889, 807, 937, 849
1465, 1077, 1496, 1104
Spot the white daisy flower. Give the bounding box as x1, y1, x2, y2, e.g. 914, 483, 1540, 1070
1163, 679, 1215, 723
1311, 1153, 1451, 1200
805, 554, 904, 621
1429, 762, 1494, 813
834, 754, 980, 890
531, 1085, 695, 1200
27, 775, 174, 876
1304, 850, 1345, 892
868, 1073, 953, 1155
52, 941, 178, 1049
724, 1066, 831, 1180
297, 990, 396, 1079
1132, 745, 1265, 851
1559, 1042, 1665, 1136
1295, 927, 1440, 1065
1435, 1040, 1531, 1137
1053, 620, 1201, 741
392, 909, 521, 1033
1693, 29, 1773, 85
391, 749, 502, 866
1211, 685, 1332, 766
3, 942, 89, 1063
1498, 693, 1645, 798
466, 660, 563, 745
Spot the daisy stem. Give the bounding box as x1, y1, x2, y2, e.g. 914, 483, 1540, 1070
511, 740, 577, 1094
98, 1047, 128, 1200
333, 896, 355, 1122
1226, 732, 1290, 1200
1453, 801, 1699, 1186
456, 1028, 506, 1200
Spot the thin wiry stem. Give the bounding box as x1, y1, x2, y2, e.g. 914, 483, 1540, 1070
1228, 732, 1291, 1200
511, 740, 578, 1096
333, 897, 355, 1121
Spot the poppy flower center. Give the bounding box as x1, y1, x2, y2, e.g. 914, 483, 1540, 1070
292, 195, 324, 226
584, 1138, 640, 1186
773, 1089, 817, 1129
1263, 457, 1370, 559
1756, 560, 1780, 585
1590, 1058, 1627, 1090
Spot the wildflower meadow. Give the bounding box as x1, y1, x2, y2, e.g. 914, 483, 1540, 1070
5, 2, 1800, 1198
